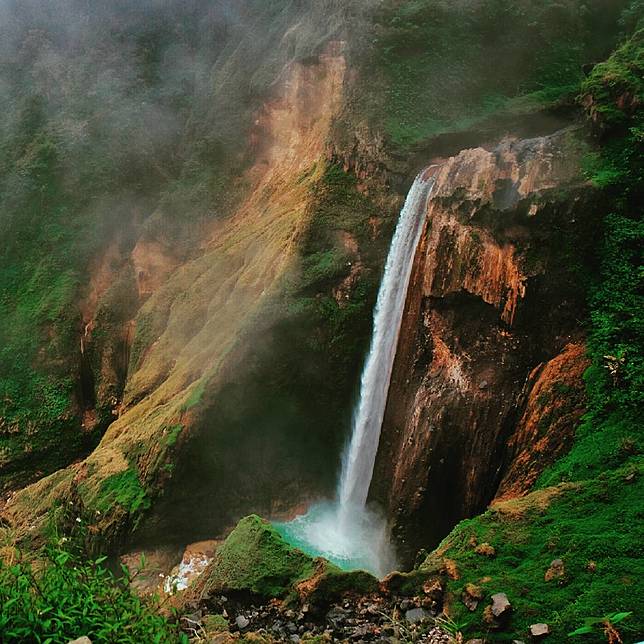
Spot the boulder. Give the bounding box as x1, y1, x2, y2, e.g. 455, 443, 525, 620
462, 583, 484, 611
67, 639, 92, 644
405, 607, 430, 623
484, 592, 512, 629
185, 515, 376, 604
235, 615, 250, 630
491, 592, 511, 618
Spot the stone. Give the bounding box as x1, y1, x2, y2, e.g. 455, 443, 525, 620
530, 623, 550, 638
474, 543, 496, 557
235, 615, 250, 630
484, 592, 512, 628
443, 558, 460, 579
405, 607, 429, 623
68, 639, 92, 644
423, 578, 443, 600
544, 559, 565, 581
491, 592, 511, 618
462, 583, 484, 612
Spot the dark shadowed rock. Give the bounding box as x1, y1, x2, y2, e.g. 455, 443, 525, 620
235, 615, 250, 630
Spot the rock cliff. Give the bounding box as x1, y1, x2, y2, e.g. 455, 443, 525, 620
371, 129, 598, 561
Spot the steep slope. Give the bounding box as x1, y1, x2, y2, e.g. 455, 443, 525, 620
2, 40, 352, 544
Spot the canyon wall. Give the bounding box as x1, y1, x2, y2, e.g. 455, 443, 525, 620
371, 129, 597, 562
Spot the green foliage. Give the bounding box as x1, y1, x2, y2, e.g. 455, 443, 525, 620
366, 0, 628, 145
568, 611, 632, 637
420, 13, 643, 642
0, 543, 186, 643
541, 23, 643, 487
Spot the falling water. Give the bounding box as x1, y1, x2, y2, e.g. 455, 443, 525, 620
338, 172, 436, 517
276, 170, 436, 577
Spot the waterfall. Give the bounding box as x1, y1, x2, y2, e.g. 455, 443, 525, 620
338, 172, 436, 518
276, 170, 436, 577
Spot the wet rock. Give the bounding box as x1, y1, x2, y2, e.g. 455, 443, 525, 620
544, 559, 564, 581
474, 543, 496, 557
235, 615, 250, 630
405, 607, 429, 623
530, 623, 550, 639
399, 598, 412, 611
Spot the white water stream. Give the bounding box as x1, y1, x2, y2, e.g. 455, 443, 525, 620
277, 171, 436, 577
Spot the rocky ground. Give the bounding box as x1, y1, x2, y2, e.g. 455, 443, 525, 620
179, 592, 454, 643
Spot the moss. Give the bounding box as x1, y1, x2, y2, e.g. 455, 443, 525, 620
421, 468, 643, 641
164, 424, 183, 448
204, 614, 229, 633
305, 566, 379, 604
93, 468, 151, 515
196, 515, 378, 604
199, 515, 316, 599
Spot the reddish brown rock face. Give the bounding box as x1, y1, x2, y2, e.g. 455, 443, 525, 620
370, 130, 596, 563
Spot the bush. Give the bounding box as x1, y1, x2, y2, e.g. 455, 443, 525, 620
0, 542, 186, 643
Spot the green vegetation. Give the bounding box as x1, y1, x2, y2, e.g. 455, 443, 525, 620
422, 470, 643, 642
195, 514, 377, 605
94, 468, 151, 515
197, 515, 316, 599
0, 540, 185, 643
366, 0, 629, 145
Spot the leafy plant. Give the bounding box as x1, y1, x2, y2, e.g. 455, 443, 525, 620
0, 542, 187, 643
568, 611, 632, 643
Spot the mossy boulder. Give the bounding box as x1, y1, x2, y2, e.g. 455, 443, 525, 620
189, 515, 378, 605
193, 515, 315, 599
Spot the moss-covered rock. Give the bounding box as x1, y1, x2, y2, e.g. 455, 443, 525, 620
189, 515, 378, 605
194, 515, 315, 599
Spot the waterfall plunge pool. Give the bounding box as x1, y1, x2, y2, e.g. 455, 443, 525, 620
274, 501, 397, 578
